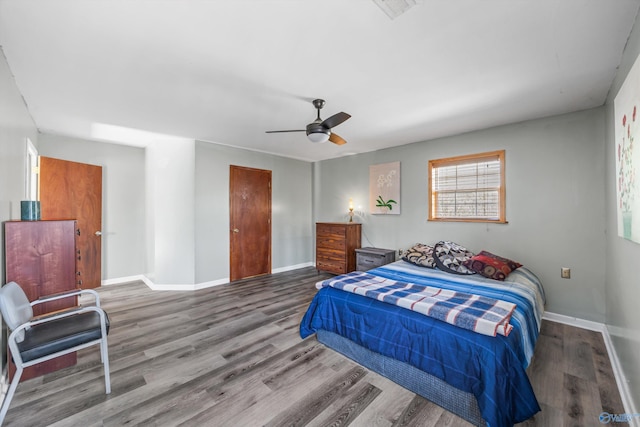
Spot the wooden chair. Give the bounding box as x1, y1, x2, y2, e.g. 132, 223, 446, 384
0, 282, 111, 425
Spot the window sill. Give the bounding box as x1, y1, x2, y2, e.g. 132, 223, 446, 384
428, 218, 508, 224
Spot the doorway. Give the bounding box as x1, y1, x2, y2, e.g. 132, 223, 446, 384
229, 165, 271, 281
39, 156, 103, 289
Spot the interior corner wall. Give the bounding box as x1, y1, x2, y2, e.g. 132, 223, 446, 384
604, 7, 640, 412
145, 138, 195, 285
0, 46, 38, 377
313, 108, 607, 323
0, 48, 38, 281
194, 141, 313, 283
37, 134, 147, 281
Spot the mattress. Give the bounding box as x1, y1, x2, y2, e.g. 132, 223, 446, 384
316, 329, 486, 426
300, 260, 545, 427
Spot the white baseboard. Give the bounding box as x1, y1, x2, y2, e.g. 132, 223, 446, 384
272, 262, 314, 274
543, 312, 639, 425
101, 275, 148, 287
102, 274, 229, 291
601, 328, 640, 427
542, 311, 606, 333
100, 262, 315, 291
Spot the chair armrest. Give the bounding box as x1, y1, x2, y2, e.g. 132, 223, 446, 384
31, 306, 86, 323
31, 288, 101, 307
27, 305, 107, 328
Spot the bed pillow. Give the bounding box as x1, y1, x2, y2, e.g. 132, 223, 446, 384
462, 250, 522, 281
432, 241, 476, 275
402, 243, 436, 268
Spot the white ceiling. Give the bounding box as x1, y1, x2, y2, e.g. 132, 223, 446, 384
1, 0, 639, 162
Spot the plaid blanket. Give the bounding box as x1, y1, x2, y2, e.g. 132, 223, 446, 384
320, 271, 516, 337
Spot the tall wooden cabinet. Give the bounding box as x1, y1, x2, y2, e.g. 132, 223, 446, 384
4, 220, 79, 380
316, 222, 361, 274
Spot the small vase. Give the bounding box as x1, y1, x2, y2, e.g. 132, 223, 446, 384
20, 200, 41, 221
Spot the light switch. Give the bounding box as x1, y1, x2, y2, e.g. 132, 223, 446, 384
561, 268, 571, 279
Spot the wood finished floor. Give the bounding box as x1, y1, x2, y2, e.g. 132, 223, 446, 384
3, 267, 625, 427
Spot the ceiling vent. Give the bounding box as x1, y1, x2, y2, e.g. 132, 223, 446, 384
372, 0, 419, 19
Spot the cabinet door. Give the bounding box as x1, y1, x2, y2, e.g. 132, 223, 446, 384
4, 220, 78, 380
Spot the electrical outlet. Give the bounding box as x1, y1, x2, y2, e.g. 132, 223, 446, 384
561, 267, 571, 279
398, 249, 403, 257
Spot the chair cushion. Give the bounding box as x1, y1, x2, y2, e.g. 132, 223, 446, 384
17, 311, 110, 363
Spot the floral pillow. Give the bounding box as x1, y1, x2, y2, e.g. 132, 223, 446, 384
432, 241, 476, 275
462, 250, 522, 281
402, 243, 436, 268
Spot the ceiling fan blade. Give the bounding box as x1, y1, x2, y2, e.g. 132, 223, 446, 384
321, 112, 351, 129
329, 133, 347, 146
265, 130, 305, 133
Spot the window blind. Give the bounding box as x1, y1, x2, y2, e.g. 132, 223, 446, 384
429, 151, 505, 222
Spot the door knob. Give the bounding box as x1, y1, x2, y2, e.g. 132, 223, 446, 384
95, 231, 102, 236
232, 228, 239, 233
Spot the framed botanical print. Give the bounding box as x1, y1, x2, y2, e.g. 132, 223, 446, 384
370, 161, 400, 215
614, 54, 640, 243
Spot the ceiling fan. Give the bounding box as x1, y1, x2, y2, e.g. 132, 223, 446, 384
266, 99, 351, 145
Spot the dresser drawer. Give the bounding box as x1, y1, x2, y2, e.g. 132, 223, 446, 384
317, 223, 347, 237
356, 247, 396, 271
356, 254, 387, 271
316, 233, 346, 250
316, 260, 345, 275
317, 247, 346, 262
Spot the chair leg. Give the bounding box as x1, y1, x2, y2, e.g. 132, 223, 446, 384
101, 338, 111, 394
0, 367, 23, 426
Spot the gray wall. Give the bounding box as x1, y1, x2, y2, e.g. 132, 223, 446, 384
0, 47, 38, 373
605, 8, 640, 411
145, 138, 195, 285
0, 48, 38, 283
34, 136, 314, 286
37, 134, 146, 281
195, 141, 313, 283
314, 108, 607, 322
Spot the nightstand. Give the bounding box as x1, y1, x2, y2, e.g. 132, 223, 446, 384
355, 247, 396, 271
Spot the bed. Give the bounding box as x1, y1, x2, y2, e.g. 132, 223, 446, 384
300, 259, 545, 427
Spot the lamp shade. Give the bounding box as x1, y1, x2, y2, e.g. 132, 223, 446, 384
307, 131, 330, 143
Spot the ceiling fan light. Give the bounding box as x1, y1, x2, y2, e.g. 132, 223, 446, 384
307, 131, 330, 143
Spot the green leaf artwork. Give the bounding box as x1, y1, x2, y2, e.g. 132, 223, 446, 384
376, 195, 397, 210
370, 161, 400, 215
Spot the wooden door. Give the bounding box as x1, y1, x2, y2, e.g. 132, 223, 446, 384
229, 165, 271, 281
39, 157, 103, 289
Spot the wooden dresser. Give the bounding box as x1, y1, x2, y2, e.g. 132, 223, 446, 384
4, 220, 79, 381
316, 222, 361, 274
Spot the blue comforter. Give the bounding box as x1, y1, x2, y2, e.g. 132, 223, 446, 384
300, 261, 545, 427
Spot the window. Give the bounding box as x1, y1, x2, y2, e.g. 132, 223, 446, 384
428, 150, 506, 223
